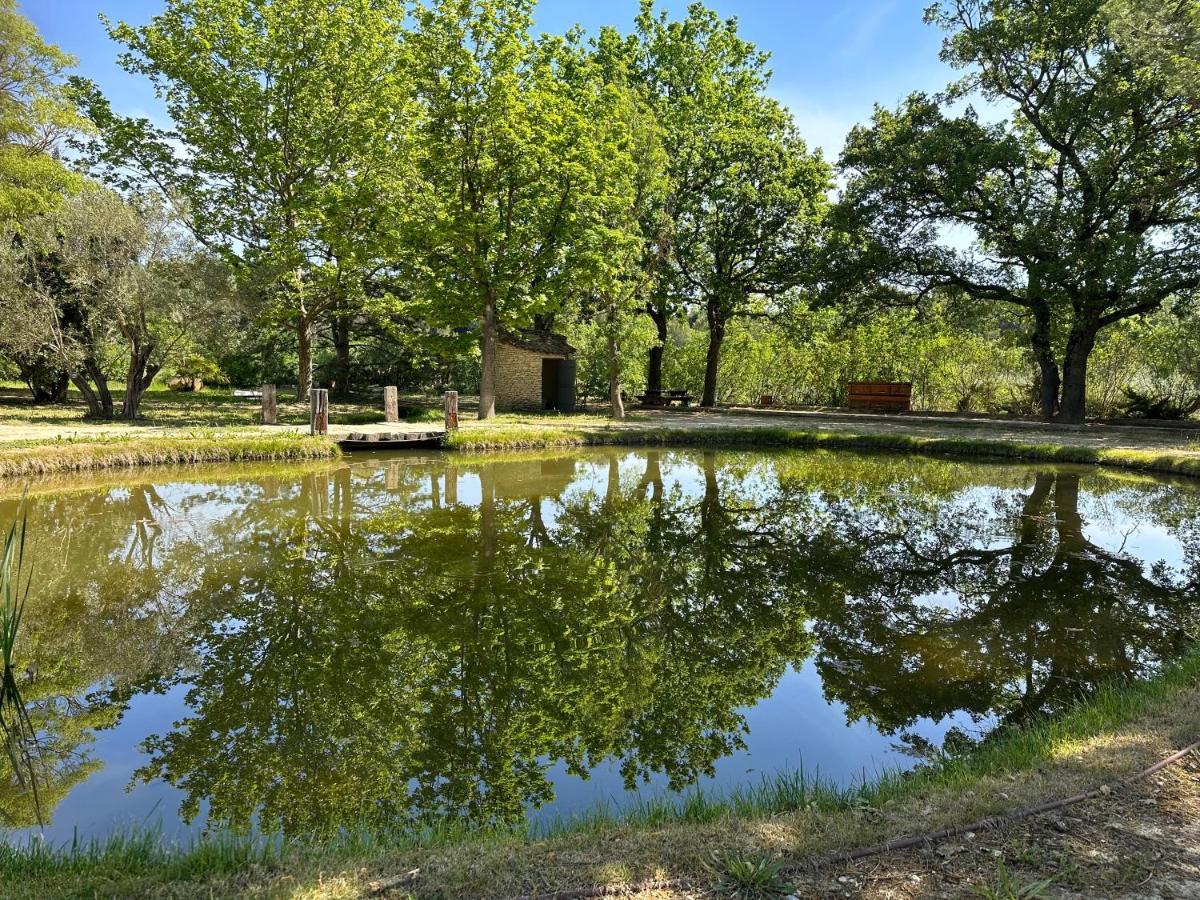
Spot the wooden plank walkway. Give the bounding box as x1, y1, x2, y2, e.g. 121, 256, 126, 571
336, 431, 445, 451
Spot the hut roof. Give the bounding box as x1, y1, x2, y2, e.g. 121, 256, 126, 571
498, 329, 575, 357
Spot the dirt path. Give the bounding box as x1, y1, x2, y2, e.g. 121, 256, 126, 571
615, 407, 1200, 455
1, 401, 1198, 457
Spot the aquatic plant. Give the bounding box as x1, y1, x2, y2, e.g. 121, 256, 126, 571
0, 495, 41, 826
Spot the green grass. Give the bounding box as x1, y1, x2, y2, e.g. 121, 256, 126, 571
4, 647, 1198, 897
447, 423, 1200, 479
0, 433, 339, 480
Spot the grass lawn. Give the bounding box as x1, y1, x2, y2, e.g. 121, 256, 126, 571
0, 384, 401, 432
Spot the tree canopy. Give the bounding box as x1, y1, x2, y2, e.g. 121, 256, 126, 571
834, 0, 1200, 423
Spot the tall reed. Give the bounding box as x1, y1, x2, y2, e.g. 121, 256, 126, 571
0, 495, 41, 826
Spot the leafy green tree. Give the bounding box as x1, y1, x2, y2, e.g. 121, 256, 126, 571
574, 30, 669, 419
634, 2, 830, 407
0, 0, 89, 402
1105, 0, 1200, 97
401, 0, 622, 419
79, 0, 411, 400
0, 0, 84, 223
836, 0, 1200, 423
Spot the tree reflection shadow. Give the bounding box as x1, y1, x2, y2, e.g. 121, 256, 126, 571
1, 450, 1195, 836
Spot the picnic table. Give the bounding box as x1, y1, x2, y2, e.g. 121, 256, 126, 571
637, 389, 694, 408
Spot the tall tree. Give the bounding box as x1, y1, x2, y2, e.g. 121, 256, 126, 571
634, 2, 829, 408
402, 0, 616, 419
0, 0, 84, 222
79, 0, 411, 400
0, 0, 88, 402
578, 29, 669, 419
835, 0, 1200, 423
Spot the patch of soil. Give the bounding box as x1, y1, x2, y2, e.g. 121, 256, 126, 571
785, 753, 1200, 899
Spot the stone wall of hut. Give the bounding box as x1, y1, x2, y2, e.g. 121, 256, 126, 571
495, 343, 547, 411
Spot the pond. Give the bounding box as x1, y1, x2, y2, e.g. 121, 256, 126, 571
1, 447, 1198, 844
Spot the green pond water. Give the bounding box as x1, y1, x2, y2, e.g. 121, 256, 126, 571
0, 447, 1198, 844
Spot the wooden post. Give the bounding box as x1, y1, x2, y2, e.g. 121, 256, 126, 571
310, 389, 329, 436
383, 386, 399, 424
444, 390, 459, 432
261, 384, 277, 425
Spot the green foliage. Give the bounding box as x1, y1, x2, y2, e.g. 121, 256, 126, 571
83, 0, 412, 399
709, 852, 793, 899
0, 0, 86, 224
633, 1, 831, 406
1119, 387, 1200, 420
837, 0, 1200, 423
1105, 0, 1200, 98
971, 860, 1054, 899
0, 190, 237, 418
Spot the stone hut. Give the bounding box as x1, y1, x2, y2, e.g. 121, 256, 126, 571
495, 329, 577, 413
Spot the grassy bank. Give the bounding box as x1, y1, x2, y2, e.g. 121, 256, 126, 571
447, 422, 1200, 479
0, 433, 339, 480
5, 649, 1199, 899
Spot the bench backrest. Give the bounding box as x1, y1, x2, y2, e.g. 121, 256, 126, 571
847, 381, 912, 411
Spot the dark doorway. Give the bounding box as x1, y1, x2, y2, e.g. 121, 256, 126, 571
541, 358, 560, 410
541, 358, 577, 412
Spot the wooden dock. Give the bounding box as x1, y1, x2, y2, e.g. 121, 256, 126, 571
336, 431, 446, 451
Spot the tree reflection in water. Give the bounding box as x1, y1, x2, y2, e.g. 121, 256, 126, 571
0, 450, 1195, 837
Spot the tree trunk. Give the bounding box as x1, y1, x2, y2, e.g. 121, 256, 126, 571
607, 304, 625, 421
121, 342, 160, 419
89, 360, 114, 418
701, 305, 725, 409
1029, 302, 1060, 419
478, 292, 498, 420
331, 312, 352, 400
646, 304, 668, 394
70, 374, 104, 419
1056, 325, 1097, 425
71, 362, 114, 419
297, 317, 314, 401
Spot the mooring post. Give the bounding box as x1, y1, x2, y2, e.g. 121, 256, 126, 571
261, 384, 277, 425
310, 389, 329, 436
383, 386, 399, 424
444, 390, 459, 432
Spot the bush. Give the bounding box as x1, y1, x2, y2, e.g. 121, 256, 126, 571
1118, 388, 1200, 420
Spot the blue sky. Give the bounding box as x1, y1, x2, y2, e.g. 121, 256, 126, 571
29, 0, 956, 160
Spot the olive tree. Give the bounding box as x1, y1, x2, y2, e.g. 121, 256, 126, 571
0, 190, 234, 418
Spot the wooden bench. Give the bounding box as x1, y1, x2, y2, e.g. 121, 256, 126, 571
847, 381, 912, 412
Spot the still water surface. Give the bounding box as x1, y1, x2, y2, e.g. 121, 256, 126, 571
1, 448, 1197, 843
